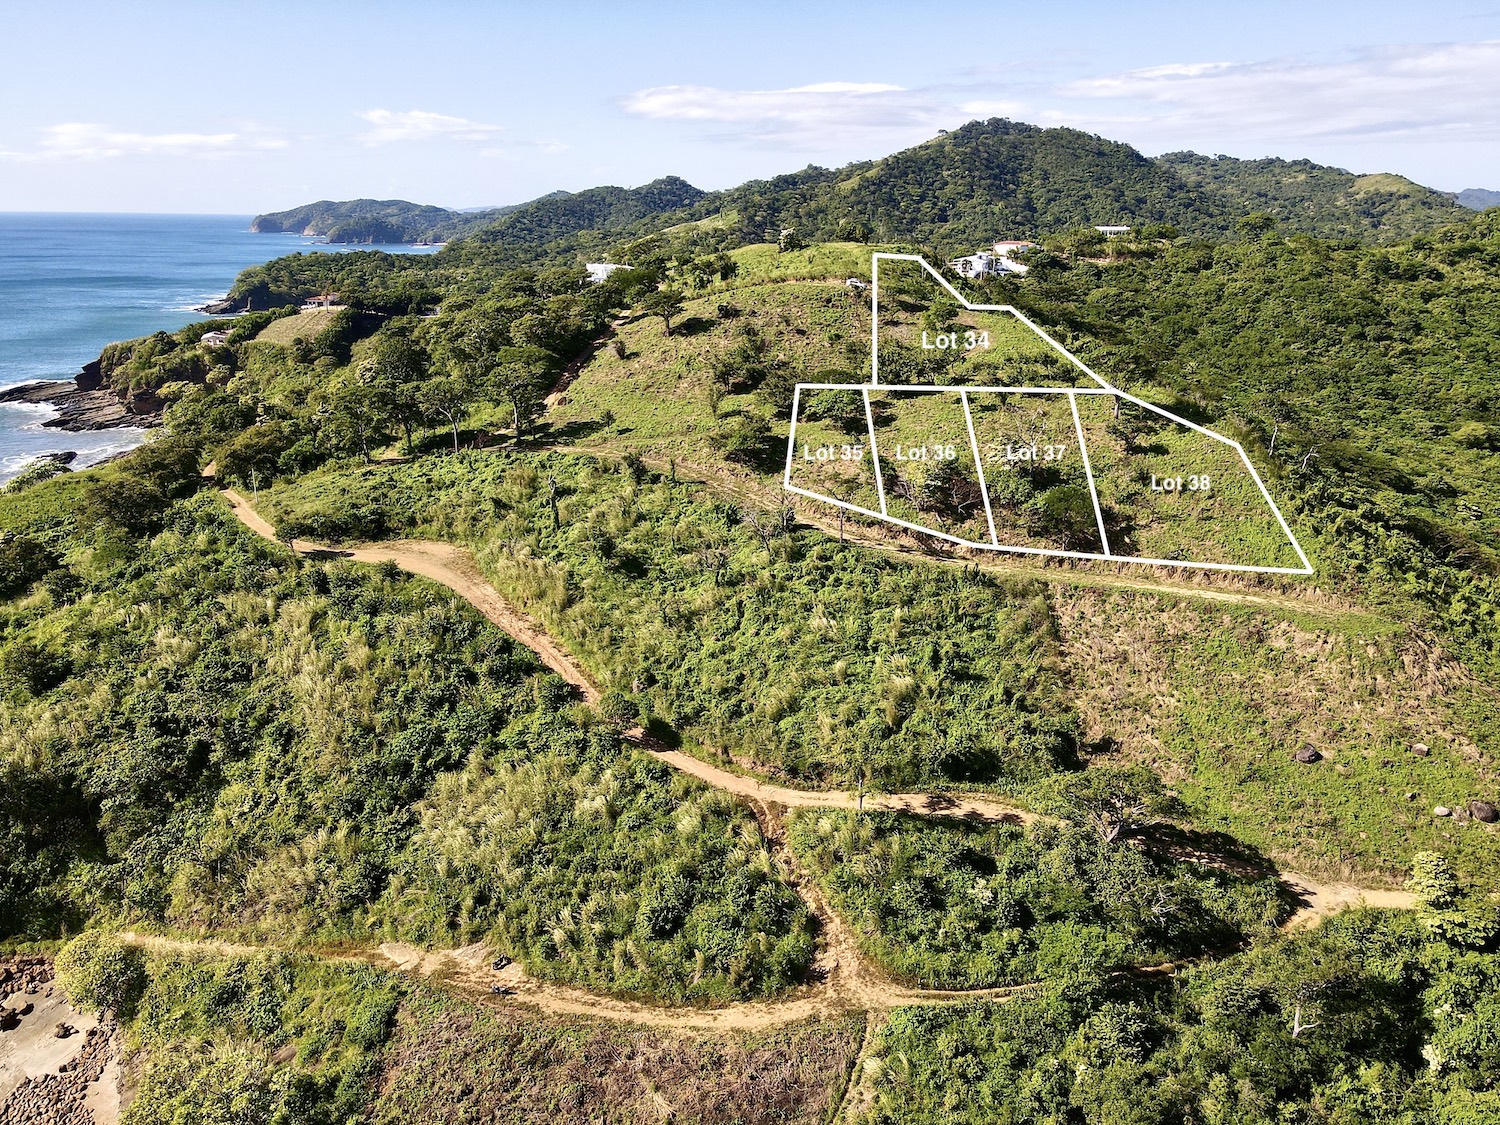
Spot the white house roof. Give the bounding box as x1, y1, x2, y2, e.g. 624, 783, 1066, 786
586, 262, 627, 283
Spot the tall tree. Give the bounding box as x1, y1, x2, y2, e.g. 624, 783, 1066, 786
489, 346, 554, 441
360, 333, 429, 455
418, 376, 471, 454
640, 287, 686, 336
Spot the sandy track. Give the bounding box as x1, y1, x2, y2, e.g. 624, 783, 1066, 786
212, 488, 1415, 1028
1280, 873, 1416, 928
221, 489, 600, 703
120, 923, 1029, 1033
652, 750, 1038, 826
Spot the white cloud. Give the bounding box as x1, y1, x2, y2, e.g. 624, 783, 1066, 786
615, 42, 1500, 173
1058, 41, 1500, 144
358, 109, 505, 145
0, 122, 282, 162
621, 81, 958, 146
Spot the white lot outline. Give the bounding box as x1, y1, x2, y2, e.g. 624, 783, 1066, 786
783, 254, 1315, 576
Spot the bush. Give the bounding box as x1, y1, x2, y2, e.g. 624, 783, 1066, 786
1, 459, 70, 494
0, 532, 58, 597
54, 931, 146, 1015
0, 639, 71, 694
77, 476, 168, 536
597, 689, 639, 730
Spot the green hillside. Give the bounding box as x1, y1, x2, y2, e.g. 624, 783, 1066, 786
1159, 152, 1472, 240
248, 182, 697, 247
468, 175, 706, 247
250, 197, 483, 243
704, 120, 1220, 252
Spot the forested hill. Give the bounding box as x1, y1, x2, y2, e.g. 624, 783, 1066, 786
250, 198, 491, 244
467, 176, 705, 247
250, 179, 703, 247
253, 119, 1473, 255
697, 119, 1217, 251
689, 120, 1472, 251
1158, 151, 1472, 240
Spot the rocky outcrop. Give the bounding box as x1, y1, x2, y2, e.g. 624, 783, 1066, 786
0, 380, 161, 433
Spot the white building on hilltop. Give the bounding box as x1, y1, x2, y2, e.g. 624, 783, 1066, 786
586, 262, 627, 284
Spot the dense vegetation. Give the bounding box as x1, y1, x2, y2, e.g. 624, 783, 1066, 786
863, 899, 1500, 1124
259, 451, 1078, 788
0, 466, 813, 1001
788, 810, 1283, 989
55, 935, 398, 1125
379, 747, 814, 1000
974, 211, 1500, 675
1159, 151, 1470, 241
7, 118, 1500, 1119
0, 478, 570, 940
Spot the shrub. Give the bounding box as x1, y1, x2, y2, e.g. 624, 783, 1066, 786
54, 931, 146, 1015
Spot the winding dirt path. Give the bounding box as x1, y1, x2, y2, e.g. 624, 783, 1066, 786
222, 489, 600, 703
653, 750, 1039, 826
214, 487, 1416, 1027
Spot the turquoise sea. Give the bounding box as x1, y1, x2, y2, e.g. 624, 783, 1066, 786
0, 213, 437, 480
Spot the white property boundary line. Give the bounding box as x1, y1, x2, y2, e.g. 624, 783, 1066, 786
781, 254, 1315, 577
1068, 391, 1112, 557
959, 389, 999, 547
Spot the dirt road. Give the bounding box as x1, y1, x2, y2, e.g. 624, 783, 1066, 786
652, 750, 1038, 825
221, 489, 600, 703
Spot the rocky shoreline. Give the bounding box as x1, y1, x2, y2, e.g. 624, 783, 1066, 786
0, 377, 162, 434
1, 956, 121, 1125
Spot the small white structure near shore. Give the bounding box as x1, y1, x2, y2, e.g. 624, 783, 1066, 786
200, 329, 231, 348
586, 262, 627, 284
1095, 225, 1131, 238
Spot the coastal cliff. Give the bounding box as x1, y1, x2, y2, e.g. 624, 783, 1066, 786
0, 361, 163, 432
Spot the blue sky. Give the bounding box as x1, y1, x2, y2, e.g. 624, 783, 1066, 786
3, 0, 1499, 212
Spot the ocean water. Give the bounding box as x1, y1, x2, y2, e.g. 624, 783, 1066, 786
0, 213, 437, 481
